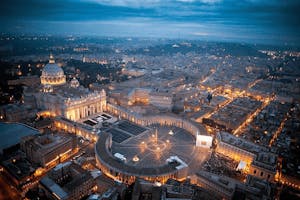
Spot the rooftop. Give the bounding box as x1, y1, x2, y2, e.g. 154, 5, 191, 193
2, 154, 35, 181
252, 152, 277, 172
0, 122, 39, 152
23, 134, 71, 152
218, 131, 268, 155
196, 170, 239, 195
40, 162, 94, 199
54, 84, 91, 99
40, 176, 69, 199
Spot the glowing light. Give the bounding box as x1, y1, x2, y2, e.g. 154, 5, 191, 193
133, 156, 139, 162
34, 168, 44, 177
154, 182, 162, 187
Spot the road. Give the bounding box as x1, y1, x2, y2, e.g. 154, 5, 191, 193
0, 174, 21, 200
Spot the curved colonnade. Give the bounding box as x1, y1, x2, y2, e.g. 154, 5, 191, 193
95, 103, 206, 184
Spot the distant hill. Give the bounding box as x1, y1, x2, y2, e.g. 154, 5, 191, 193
126, 41, 267, 57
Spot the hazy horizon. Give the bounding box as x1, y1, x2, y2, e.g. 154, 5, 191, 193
1, 0, 300, 46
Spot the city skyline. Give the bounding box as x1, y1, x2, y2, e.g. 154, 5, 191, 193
1, 0, 300, 46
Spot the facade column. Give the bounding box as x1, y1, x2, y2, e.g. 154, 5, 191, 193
75, 108, 79, 120
81, 107, 85, 119
85, 106, 88, 117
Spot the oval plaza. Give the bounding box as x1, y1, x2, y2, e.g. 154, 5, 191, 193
94, 105, 212, 184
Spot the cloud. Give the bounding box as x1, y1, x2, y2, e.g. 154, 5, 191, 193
84, 0, 161, 7
0, 0, 299, 45
192, 32, 209, 36
85, 0, 222, 7
176, 0, 221, 3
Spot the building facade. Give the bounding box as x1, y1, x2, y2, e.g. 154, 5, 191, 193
40, 162, 96, 200
24, 55, 106, 122
20, 134, 76, 167
215, 132, 278, 182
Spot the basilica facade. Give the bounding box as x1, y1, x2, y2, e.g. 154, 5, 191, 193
25, 55, 106, 121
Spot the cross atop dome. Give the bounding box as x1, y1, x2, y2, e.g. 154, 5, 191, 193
49, 53, 55, 64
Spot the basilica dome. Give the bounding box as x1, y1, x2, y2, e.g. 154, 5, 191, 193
41, 54, 66, 86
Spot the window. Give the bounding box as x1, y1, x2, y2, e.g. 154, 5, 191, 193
254, 170, 256, 174
260, 172, 263, 176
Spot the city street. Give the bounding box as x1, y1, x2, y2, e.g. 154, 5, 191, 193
0, 174, 21, 200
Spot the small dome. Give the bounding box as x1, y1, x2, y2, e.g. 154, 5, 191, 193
41, 54, 66, 86
70, 77, 80, 88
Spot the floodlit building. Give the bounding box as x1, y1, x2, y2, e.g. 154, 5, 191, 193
149, 92, 174, 110
215, 131, 278, 182
20, 134, 76, 167
196, 133, 213, 148
249, 152, 277, 182
215, 131, 263, 164
24, 55, 106, 121
53, 117, 99, 142
127, 88, 174, 110
128, 88, 150, 105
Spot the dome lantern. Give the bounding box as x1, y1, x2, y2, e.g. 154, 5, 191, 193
49, 53, 55, 64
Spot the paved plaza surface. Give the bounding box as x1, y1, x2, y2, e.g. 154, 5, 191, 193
111, 125, 211, 175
